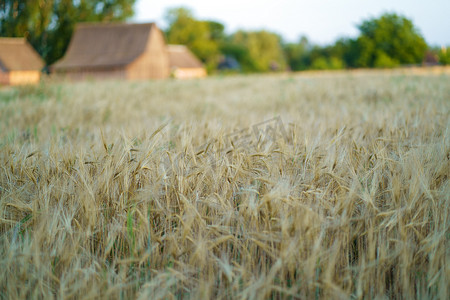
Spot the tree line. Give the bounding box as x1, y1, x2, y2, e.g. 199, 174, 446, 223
166, 7, 448, 73
1, 1, 449, 72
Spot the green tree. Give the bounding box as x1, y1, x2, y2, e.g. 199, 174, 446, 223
373, 51, 399, 68
0, 0, 136, 65
207, 20, 225, 42
220, 42, 254, 71
284, 37, 349, 72
229, 30, 287, 72
329, 38, 360, 68
165, 7, 223, 72
438, 47, 450, 65
355, 13, 427, 68
311, 57, 329, 70
284, 36, 310, 71
310, 56, 345, 70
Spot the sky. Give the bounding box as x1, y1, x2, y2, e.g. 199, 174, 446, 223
134, 0, 450, 46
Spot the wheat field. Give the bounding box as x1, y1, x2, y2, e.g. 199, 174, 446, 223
0, 70, 449, 299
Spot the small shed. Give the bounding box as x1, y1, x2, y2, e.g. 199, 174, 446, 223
167, 45, 206, 79
0, 38, 44, 85
51, 23, 169, 80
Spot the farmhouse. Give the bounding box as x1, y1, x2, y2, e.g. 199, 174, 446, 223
51, 23, 169, 80
167, 45, 207, 79
0, 38, 44, 85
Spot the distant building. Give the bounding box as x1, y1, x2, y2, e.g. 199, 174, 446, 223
0, 38, 44, 85
167, 45, 207, 79
51, 23, 169, 80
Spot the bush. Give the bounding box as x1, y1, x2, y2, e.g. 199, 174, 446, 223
311, 56, 345, 70
438, 47, 450, 65
374, 51, 399, 68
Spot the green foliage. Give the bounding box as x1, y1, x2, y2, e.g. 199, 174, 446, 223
207, 21, 225, 41
338, 38, 360, 68
229, 30, 287, 72
328, 57, 345, 69
165, 7, 223, 72
355, 35, 375, 68
374, 51, 399, 68
355, 13, 427, 67
0, 0, 136, 65
438, 47, 450, 65
285, 13, 428, 70
285, 37, 353, 71
127, 209, 135, 255
311, 57, 345, 70
220, 43, 254, 71
165, 8, 287, 73
284, 36, 310, 71
311, 57, 329, 70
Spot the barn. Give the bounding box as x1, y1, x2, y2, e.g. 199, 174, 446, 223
167, 45, 207, 79
0, 38, 44, 85
51, 23, 169, 80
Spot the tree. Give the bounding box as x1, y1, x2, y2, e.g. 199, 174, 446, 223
284, 36, 310, 71
0, 0, 136, 65
207, 20, 225, 42
438, 47, 450, 65
220, 42, 254, 72
229, 30, 287, 72
310, 55, 345, 71
354, 13, 427, 68
284, 37, 350, 72
165, 7, 223, 72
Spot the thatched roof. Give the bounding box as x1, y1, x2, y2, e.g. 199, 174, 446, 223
0, 38, 44, 71
52, 23, 156, 71
167, 45, 204, 69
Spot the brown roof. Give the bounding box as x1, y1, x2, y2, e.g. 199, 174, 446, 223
52, 23, 155, 71
0, 38, 44, 71
167, 45, 204, 69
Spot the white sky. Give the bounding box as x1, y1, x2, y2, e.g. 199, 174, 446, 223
134, 0, 450, 46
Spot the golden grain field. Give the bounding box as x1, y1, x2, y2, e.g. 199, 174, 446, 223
0, 70, 449, 299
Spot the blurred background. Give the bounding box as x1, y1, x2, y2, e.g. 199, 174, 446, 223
1, 0, 449, 74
